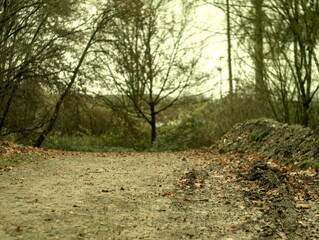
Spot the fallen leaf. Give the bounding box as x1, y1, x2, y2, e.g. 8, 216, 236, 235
162, 191, 173, 196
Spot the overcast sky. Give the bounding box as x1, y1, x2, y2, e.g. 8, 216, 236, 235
194, 4, 230, 97
87, 1, 230, 97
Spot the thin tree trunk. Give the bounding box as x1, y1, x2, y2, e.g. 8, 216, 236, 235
302, 103, 310, 127
150, 105, 156, 144
0, 86, 16, 132
33, 21, 101, 147
253, 0, 265, 101
226, 0, 233, 101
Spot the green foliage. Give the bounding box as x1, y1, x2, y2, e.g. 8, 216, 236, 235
42, 122, 151, 152
152, 118, 208, 151
42, 134, 134, 152
152, 92, 273, 151
43, 135, 104, 152
4, 88, 274, 152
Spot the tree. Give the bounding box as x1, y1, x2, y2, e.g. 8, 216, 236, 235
224, 0, 267, 100
0, 0, 82, 139
203, 0, 234, 99
95, 0, 205, 144
226, 0, 233, 100
253, 0, 266, 102
263, 0, 319, 126
33, 6, 115, 147
243, 0, 319, 126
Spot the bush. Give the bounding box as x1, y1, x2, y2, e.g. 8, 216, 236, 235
42, 90, 275, 152
152, 93, 274, 151
153, 115, 215, 151
42, 122, 151, 152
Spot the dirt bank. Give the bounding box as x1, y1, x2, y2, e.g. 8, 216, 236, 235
219, 118, 319, 169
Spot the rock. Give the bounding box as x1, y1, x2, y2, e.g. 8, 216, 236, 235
295, 203, 311, 209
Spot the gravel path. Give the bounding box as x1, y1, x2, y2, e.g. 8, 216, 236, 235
2, 150, 318, 239
0, 151, 257, 240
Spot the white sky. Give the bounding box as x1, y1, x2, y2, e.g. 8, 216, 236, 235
193, 4, 230, 97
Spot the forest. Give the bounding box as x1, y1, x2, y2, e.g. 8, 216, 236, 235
1, 0, 319, 151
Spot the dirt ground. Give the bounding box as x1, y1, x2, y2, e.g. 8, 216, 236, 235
0, 149, 318, 239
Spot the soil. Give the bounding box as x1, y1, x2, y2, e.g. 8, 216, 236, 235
0, 119, 319, 239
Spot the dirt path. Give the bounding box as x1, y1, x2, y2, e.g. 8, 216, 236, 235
0, 151, 318, 239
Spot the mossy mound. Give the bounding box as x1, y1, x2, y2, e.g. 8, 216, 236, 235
219, 118, 319, 169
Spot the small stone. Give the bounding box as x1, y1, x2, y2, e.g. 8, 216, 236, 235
295, 203, 311, 209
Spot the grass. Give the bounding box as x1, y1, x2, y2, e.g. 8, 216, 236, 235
298, 159, 319, 170
42, 135, 136, 152
0, 153, 43, 169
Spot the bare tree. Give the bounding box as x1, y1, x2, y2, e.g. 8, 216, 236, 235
0, 0, 82, 138
213, 0, 319, 126
253, 0, 266, 102
263, 0, 319, 126
226, 0, 233, 100
224, 0, 267, 100
203, 0, 234, 99
34, 7, 115, 147
95, 0, 205, 144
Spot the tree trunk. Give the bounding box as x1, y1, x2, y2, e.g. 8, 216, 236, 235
301, 100, 310, 127
150, 105, 156, 144
33, 18, 102, 147
226, 0, 233, 101
253, 0, 265, 101
0, 86, 17, 132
